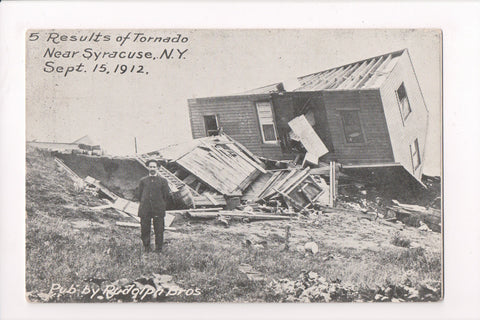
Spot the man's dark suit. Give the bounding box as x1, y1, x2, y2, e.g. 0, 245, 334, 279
137, 174, 172, 251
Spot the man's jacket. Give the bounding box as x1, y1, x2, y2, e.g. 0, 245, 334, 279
137, 175, 172, 217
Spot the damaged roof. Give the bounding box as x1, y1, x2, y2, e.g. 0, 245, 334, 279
144, 135, 267, 196
295, 49, 405, 91
238, 82, 285, 95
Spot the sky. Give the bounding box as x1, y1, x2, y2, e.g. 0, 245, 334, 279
26, 29, 441, 175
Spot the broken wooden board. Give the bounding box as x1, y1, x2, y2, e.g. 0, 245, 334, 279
112, 197, 139, 218
288, 115, 328, 165
167, 207, 224, 215
165, 213, 175, 228
186, 210, 291, 221
84, 176, 118, 201
116, 221, 176, 231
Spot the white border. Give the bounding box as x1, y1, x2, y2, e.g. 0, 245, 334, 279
1, 1, 479, 319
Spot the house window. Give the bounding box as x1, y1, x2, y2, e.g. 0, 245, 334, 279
396, 83, 412, 121
410, 138, 421, 170
256, 102, 278, 143
204, 115, 219, 136
339, 110, 365, 143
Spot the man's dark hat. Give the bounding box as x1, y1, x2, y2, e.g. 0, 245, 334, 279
145, 159, 159, 167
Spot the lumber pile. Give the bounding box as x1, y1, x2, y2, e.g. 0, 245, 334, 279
185, 209, 291, 221
253, 167, 329, 213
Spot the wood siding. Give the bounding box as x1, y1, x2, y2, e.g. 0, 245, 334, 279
188, 90, 396, 164
379, 51, 429, 180
321, 89, 395, 165
188, 95, 286, 160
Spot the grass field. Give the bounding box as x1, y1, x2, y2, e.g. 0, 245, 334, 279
25, 150, 442, 302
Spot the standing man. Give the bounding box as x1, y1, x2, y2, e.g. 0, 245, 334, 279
137, 159, 172, 253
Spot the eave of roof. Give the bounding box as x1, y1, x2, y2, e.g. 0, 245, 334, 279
295, 49, 406, 91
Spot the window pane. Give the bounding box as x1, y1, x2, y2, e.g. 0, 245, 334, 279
401, 97, 411, 119
204, 115, 218, 136
340, 110, 365, 143
262, 124, 276, 141
256, 101, 277, 142
397, 83, 411, 120
397, 83, 407, 101
412, 138, 421, 168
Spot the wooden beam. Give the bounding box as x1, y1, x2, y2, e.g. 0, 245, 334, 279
186, 210, 291, 221
116, 221, 176, 231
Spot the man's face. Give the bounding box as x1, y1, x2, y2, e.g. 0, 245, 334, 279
148, 162, 158, 175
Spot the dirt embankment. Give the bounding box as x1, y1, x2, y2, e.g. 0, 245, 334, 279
55, 153, 147, 200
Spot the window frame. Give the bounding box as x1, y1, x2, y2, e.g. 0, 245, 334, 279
255, 101, 278, 144
203, 114, 219, 136
338, 109, 366, 145
396, 82, 412, 124
410, 138, 421, 171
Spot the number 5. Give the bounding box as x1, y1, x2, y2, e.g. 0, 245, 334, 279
29, 33, 39, 41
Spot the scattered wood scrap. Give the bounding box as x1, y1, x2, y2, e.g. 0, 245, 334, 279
186, 210, 291, 221
84, 176, 118, 201
254, 167, 329, 211
116, 221, 176, 231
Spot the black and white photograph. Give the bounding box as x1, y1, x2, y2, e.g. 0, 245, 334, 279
23, 28, 443, 304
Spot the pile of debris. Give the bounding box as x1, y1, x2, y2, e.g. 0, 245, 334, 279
53, 133, 440, 232
266, 271, 441, 303
336, 180, 441, 233
139, 134, 267, 207
247, 167, 329, 213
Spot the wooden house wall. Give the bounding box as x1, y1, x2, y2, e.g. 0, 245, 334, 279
188, 95, 287, 160
321, 89, 395, 165
379, 52, 429, 180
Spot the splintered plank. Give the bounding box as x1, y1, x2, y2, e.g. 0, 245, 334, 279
256, 170, 284, 199
261, 170, 300, 199
186, 210, 291, 221
84, 176, 118, 201
241, 171, 273, 201
116, 221, 176, 231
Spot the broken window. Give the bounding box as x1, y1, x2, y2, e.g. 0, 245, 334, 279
396, 83, 412, 121
339, 110, 365, 143
204, 115, 219, 136
256, 102, 278, 143
410, 138, 421, 170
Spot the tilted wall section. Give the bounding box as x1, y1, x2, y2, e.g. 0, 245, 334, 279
321, 89, 395, 165
379, 51, 429, 180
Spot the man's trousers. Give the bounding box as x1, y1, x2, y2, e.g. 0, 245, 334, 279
140, 215, 165, 250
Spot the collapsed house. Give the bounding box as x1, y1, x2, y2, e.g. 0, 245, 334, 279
46, 49, 438, 231
54, 133, 330, 212
187, 49, 429, 185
